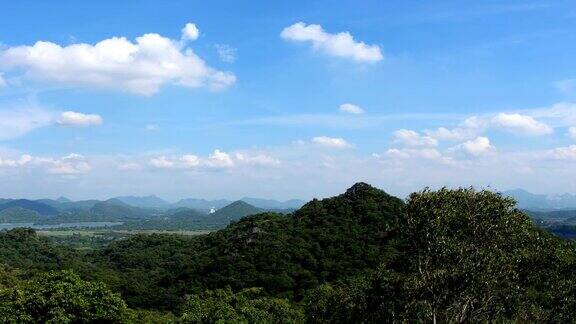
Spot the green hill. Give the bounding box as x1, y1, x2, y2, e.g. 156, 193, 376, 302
0, 199, 58, 216
207, 200, 264, 224
84, 183, 404, 309
89, 199, 146, 219
0, 207, 42, 223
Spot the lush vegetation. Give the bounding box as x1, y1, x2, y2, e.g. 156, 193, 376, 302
1, 183, 576, 322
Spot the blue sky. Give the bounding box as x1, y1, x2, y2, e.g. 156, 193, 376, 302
1, 0, 576, 200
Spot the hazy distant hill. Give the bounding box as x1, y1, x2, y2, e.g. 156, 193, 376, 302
0, 199, 58, 216
56, 197, 72, 203
114, 195, 170, 208
0, 207, 42, 222
172, 198, 232, 210
172, 197, 304, 211
34, 199, 100, 212
90, 199, 146, 219
240, 197, 305, 209
504, 189, 576, 210
207, 201, 263, 224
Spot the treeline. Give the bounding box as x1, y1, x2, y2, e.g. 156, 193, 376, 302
1, 183, 576, 322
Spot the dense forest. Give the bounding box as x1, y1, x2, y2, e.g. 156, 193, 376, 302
1, 183, 576, 322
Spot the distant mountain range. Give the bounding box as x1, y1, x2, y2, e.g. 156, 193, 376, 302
0, 193, 300, 227
113, 195, 305, 210
0, 199, 59, 216
503, 189, 576, 211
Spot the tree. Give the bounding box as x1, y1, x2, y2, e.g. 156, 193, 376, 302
180, 287, 304, 323
0, 270, 131, 323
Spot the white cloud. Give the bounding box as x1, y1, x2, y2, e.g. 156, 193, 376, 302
455, 137, 495, 156
424, 116, 488, 142
45, 153, 91, 175
425, 127, 474, 141
339, 103, 364, 114
204, 149, 235, 168
150, 156, 175, 169
181, 23, 200, 41
56, 111, 103, 127
235, 153, 280, 166
491, 113, 553, 136
280, 22, 383, 63
0, 154, 32, 168
145, 124, 160, 132
0, 73, 6, 88
528, 102, 576, 125
550, 145, 576, 159
569, 127, 576, 140
386, 148, 444, 160
312, 136, 351, 148
215, 44, 236, 63
425, 113, 552, 142
393, 129, 438, 147
0, 23, 235, 95
149, 150, 282, 171
181, 154, 200, 167
0, 107, 53, 140
0, 153, 91, 175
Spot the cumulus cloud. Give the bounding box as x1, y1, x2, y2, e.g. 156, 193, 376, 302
44, 153, 91, 175
454, 137, 495, 156
0, 23, 235, 95
491, 113, 553, 136
280, 22, 383, 63
393, 129, 438, 147
0, 153, 91, 175
215, 44, 236, 63
149, 156, 175, 169
311, 136, 351, 148
204, 149, 235, 168
181, 23, 200, 41
148, 150, 280, 171
339, 103, 364, 114
425, 127, 473, 141
425, 113, 553, 142
56, 111, 103, 127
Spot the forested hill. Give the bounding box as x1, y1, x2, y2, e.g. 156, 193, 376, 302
83, 182, 405, 309
2, 183, 576, 322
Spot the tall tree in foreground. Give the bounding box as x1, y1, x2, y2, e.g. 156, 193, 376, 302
365, 188, 576, 322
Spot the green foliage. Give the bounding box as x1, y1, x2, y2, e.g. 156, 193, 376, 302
358, 187, 576, 322
0, 228, 79, 271
0, 208, 41, 223
180, 287, 304, 323
302, 276, 371, 324
128, 309, 177, 323
0, 270, 130, 323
